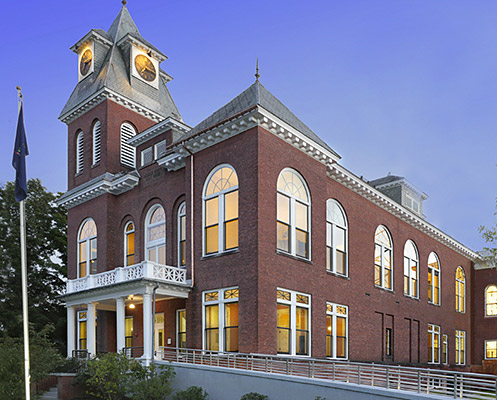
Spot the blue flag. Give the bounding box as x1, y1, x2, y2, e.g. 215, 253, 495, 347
12, 103, 29, 202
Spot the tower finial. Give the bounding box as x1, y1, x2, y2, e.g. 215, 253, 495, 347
255, 58, 260, 82
122, 0, 127, 6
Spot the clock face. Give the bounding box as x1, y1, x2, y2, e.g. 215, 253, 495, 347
134, 54, 156, 82
80, 49, 93, 76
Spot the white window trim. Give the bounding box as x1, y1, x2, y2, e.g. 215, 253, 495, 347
456, 267, 466, 314
326, 302, 348, 360
455, 330, 466, 365
124, 221, 135, 267
485, 339, 497, 360
404, 240, 419, 299
141, 147, 153, 167
202, 286, 239, 352
442, 334, 448, 365
326, 199, 348, 276
77, 218, 97, 278
145, 204, 166, 263
277, 287, 312, 357
92, 120, 101, 166
485, 285, 497, 317
154, 140, 167, 159
428, 323, 440, 364
120, 122, 136, 168
374, 225, 393, 290
276, 168, 311, 260
428, 252, 441, 306
176, 308, 186, 349
76, 131, 84, 174
202, 164, 239, 256
177, 202, 186, 267
77, 311, 87, 350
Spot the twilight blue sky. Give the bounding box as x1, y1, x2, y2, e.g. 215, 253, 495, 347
1, 0, 496, 252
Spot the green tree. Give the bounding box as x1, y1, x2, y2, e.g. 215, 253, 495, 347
0, 179, 67, 349
128, 362, 175, 400
479, 199, 497, 265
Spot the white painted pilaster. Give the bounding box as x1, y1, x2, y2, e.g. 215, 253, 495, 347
143, 293, 152, 362
116, 297, 126, 354
87, 302, 97, 357
67, 306, 76, 358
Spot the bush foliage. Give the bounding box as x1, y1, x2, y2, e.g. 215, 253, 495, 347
240, 393, 269, 400
173, 386, 209, 400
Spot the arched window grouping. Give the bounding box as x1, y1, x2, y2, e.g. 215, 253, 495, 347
78, 218, 97, 278
486, 285, 497, 316
120, 122, 136, 168
203, 165, 239, 255
76, 131, 84, 174
326, 199, 347, 276
455, 266, 466, 313
92, 120, 101, 165
146, 205, 166, 264
404, 240, 419, 298
124, 221, 135, 266
277, 168, 310, 259
428, 252, 440, 305
374, 225, 392, 290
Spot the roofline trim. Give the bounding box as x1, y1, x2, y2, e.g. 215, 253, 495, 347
128, 117, 191, 147
70, 30, 113, 53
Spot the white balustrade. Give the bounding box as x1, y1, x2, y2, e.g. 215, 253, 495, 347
65, 261, 187, 294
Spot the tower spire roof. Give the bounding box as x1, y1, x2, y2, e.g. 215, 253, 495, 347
107, 2, 140, 42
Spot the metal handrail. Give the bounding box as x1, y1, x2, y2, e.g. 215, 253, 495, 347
157, 347, 497, 399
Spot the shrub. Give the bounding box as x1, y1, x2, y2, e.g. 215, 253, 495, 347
128, 362, 175, 400
240, 393, 268, 400
173, 385, 209, 400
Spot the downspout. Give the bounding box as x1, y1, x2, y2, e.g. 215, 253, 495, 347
181, 141, 195, 287
151, 282, 159, 360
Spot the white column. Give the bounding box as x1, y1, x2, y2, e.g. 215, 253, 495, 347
116, 297, 126, 354
67, 306, 76, 358
143, 293, 153, 361
87, 302, 97, 357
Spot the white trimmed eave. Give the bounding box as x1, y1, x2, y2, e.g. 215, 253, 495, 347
116, 33, 167, 62
59, 87, 166, 125
128, 117, 191, 147
328, 163, 478, 261
57, 171, 140, 209
70, 30, 113, 53
375, 178, 429, 200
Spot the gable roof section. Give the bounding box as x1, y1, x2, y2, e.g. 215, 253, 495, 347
184, 81, 339, 158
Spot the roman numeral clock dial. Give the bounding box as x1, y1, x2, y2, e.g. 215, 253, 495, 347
134, 54, 156, 82
79, 49, 93, 76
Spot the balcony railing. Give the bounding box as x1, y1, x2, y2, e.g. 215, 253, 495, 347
66, 261, 187, 294
158, 347, 497, 399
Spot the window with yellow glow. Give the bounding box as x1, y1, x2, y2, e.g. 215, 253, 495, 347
455, 267, 465, 313
326, 302, 348, 359
442, 334, 448, 365
486, 340, 497, 359
203, 165, 239, 255
374, 225, 392, 290
178, 202, 186, 267
145, 205, 166, 264
485, 285, 497, 316
177, 309, 186, 349
428, 252, 440, 305
203, 287, 239, 352
404, 240, 419, 298
78, 219, 97, 278
124, 222, 135, 266
455, 330, 465, 365
428, 324, 440, 363
326, 199, 348, 276
78, 311, 87, 350
277, 169, 310, 259
125, 316, 133, 348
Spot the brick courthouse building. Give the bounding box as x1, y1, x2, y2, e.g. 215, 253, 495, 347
58, 3, 496, 370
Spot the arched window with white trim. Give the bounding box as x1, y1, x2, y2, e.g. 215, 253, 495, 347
145, 205, 166, 264
455, 266, 466, 313
203, 165, 239, 255
124, 221, 135, 267
326, 199, 347, 276
428, 252, 441, 305
78, 218, 97, 278
404, 240, 419, 298
120, 122, 136, 168
92, 120, 101, 165
76, 130, 84, 174
178, 202, 186, 267
374, 225, 393, 290
486, 285, 497, 316
277, 168, 310, 259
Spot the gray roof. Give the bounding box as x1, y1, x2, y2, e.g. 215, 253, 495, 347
369, 175, 404, 188
59, 5, 181, 121
183, 81, 339, 157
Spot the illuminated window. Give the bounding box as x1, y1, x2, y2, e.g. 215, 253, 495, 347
120, 122, 136, 168
455, 267, 465, 313
404, 240, 419, 298
442, 334, 448, 365
486, 340, 497, 359
455, 330, 466, 365
428, 252, 441, 305
428, 324, 440, 363
326, 200, 347, 275
178, 202, 186, 267
92, 120, 101, 165
76, 130, 84, 174
78, 218, 97, 278
277, 169, 310, 259
277, 288, 311, 356
374, 225, 393, 290
78, 311, 87, 350
124, 222, 135, 266
145, 205, 166, 264
203, 287, 239, 352
203, 165, 239, 255
326, 302, 348, 359
485, 285, 497, 316
125, 316, 133, 348
177, 309, 186, 349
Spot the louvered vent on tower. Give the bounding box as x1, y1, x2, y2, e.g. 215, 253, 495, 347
120, 122, 136, 168
92, 121, 101, 165
76, 131, 84, 173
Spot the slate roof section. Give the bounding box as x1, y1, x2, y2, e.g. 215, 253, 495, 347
59, 4, 181, 122
369, 175, 404, 187
183, 81, 339, 157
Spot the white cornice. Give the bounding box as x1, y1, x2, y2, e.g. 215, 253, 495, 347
70, 30, 113, 53
116, 33, 167, 62
128, 117, 191, 147
328, 164, 478, 260
57, 171, 140, 209
375, 178, 428, 200
59, 88, 165, 125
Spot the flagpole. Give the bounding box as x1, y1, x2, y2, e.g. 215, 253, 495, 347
17, 85, 31, 400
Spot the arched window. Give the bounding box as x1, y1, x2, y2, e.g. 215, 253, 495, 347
120, 122, 136, 168
326, 199, 347, 275
455, 267, 466, 313
76, 131, 84, 174
124, 221, 135, 266
428, 252, 441, 305
92, 120, 101, 165
178, 202, 186, 267
203, 165, 239, 255
374, 225, 392, 290
277, 168, 310, 259
78, 218, 97, 278
404, 240, 419, 298
486, 285, 497, 316
146, 205, 166, 264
